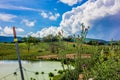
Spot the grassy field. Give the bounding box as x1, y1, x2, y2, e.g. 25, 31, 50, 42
0, 41, 113, 60
0, 42, 76, 60
1, 41, 120, 80
0, 42, 50, 60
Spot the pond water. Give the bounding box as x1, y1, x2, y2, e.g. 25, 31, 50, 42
0, 60, 73, 80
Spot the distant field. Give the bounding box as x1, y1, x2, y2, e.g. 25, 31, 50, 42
0, 42, 50, 60
0, 42, 111, 60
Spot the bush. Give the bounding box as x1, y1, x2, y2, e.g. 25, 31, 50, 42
49, 72, 54, 77
80, 49, 120, 80
38, 49, 45, 52
58, 70, 64, 74
59, 48, 120, 80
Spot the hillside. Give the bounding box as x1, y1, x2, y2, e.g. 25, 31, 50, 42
0, 36, 111, 45
85, 38, 109, 45
0, 36, 22, 42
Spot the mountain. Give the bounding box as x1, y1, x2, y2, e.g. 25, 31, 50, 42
85, 38, 109, 45
0, 36, 22, 42
0, 36, 111, 44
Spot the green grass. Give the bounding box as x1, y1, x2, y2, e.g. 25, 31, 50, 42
1, 42, 120, 80
53, 75, 62, 80
0, 42, 117, 60
0, 42, 50, 60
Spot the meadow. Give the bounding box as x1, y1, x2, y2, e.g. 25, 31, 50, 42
0, 41, 95, 60
0, 39, 120, 80
0, 26, 120, 80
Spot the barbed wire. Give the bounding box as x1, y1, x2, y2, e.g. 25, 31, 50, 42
0, 67, 20, 80
0, 67, 54, 80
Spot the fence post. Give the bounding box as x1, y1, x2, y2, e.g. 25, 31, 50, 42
13, 27, 24, 80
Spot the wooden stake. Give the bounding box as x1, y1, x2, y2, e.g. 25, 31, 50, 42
13, 27, 24, 80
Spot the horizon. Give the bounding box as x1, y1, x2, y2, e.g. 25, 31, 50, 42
0, 0, 120, 41
0, 35, 118, 42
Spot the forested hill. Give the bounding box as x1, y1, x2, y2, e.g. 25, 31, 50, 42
0, 36, 111, 45
0, 36, 22, 42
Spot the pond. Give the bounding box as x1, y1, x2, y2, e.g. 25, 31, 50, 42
0, 60, 73, 80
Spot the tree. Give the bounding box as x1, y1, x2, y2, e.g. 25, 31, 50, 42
43, 34, 54, 42
22, 36, 40, 53
63, 36, 73, 42
87, 40, 98, 45
43, 34, 58, 42
117, 40, 120, 45
22, 37, 27, 42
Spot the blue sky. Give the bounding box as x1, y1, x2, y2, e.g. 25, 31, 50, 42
0, 0, 120, 41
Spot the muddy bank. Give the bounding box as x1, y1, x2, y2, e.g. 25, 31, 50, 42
36, 54, 91, 60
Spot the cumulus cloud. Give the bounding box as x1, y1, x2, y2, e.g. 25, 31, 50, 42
49, 13, 60, 20
27, 26, 61, 37
3, 27, 13, 34
16, 28, 24, 32
59, 0, 82, 6
41, 11, 48, 18
60, 0, 120, 34
40, 11, 60, 20
22, 19, 36, 27
60, 0, 120, 28
3, 26, 24, 35
0, 26, 2, 30
0, 27, 4, 36
0, 13, 17, 22
30, 0, 120, 40
27, 26, 70, 38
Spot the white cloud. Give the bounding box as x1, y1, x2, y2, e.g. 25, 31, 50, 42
0, 27, 4, 36
40, 11, 60, 21
28, 0, 120, 39
16, 28, 24, 32
0, 4, 42, 12
60, 0, 120, 34
27, 26, 70, 38
59, 0, 82, 6
0, 32, 5, 36
27, 26, 60, 37
0, 13, 17, 22
41, 11, 48, 18
3, 27, 13, 35
3, 26, 24, 35
22, 19, 36, 27
49, 13, 60, 20
0, 26, 2, 30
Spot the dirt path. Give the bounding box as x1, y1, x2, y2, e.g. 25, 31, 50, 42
36, 53, 91, 60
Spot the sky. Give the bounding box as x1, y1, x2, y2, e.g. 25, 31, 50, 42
0, 0, 120, 41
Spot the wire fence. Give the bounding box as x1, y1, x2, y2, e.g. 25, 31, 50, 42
0, 67, 51, 80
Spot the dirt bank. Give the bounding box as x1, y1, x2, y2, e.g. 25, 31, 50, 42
36, 53, 91, 60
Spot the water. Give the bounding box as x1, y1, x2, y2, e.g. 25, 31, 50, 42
0, 60, 72, 80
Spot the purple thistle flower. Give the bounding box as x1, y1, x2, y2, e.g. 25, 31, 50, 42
58, 31, 61, 36
85, 28, 88, 31
82, 64, 86, 68
88, 26, 90, 29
